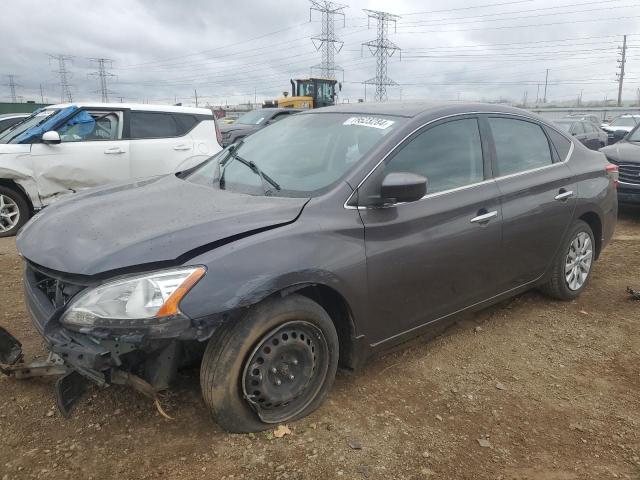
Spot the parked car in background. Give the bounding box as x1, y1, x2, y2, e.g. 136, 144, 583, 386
3, 103, 617, 432
0, 102, 222, 236
601, 114, 640, 144
565, 113, 601, 125
0, 113, 29, 134
219, 108, 300, 146
600, 123, 640, 204
554, 118, 608, 150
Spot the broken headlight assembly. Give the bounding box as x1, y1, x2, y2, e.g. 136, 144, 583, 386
60, 266, 206, 329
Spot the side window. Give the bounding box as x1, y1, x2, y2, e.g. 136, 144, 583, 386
488, 118, 552, 176
173, 114, 199, 135
129, 112, 179, 139
545, 127, 572, 161
383, 118, 484, 194
58, 110, 121, 143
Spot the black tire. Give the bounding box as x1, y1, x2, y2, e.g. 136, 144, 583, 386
0, 185, 30, 238
540, 220, 595, 300
200, 294, 339, 433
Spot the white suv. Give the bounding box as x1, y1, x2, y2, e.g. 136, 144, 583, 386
0, 103, 222, 236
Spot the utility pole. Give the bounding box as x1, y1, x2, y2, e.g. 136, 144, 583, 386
5, 75, 18, 103
309, 0, 347, 80
194, 89, 199, 107
535, 84, 540, 104
49, 54, 74, 103
362, 9, 401, 102
616, 34, 627, 107
88, 58, 116, 103
543, 69, 549, 104
522, 90, 528, 107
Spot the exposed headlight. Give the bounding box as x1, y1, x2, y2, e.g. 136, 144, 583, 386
60, 266, 205, 328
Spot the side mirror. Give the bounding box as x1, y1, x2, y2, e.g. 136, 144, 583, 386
42, 131, 61, 144
381, 172, 427, 204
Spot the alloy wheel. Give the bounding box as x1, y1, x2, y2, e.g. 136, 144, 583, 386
0, 194, 20, 233
242, 321, 330, 424
565, 231, 593, 291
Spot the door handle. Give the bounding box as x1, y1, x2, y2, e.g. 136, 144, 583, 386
104, 147, 125, 154
470, 210, 498, 224
554, 190, 574, 201
172, 144, 192, 151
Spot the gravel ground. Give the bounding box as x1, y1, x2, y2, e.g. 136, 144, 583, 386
1, 207, 639, 480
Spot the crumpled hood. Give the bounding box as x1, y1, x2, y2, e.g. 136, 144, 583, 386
17, 175, 308, 276
600, 141, 640, 164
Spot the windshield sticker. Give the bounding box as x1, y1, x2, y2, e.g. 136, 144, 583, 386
343, 116, 395, 129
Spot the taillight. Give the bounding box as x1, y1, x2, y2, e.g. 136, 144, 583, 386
605, 163, 619, 188
213, 116, 222, 146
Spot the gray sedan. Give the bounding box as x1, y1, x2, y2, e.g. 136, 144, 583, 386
3, 102, 618, 433
219, 108, 301, 146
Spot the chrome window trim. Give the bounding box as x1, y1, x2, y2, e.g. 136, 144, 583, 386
344, 111, 574, 211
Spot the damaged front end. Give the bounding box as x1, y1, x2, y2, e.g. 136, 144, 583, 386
0, 262, 217, 418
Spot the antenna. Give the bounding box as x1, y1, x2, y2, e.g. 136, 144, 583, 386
361, 9, 401, 102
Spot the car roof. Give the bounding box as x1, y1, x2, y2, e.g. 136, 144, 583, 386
0, 113, 29, 119
44, 102, 213, 115
305, 102, 535, 118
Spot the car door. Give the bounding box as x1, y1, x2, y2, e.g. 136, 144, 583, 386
486, 116, 577, 290
29, 109, 130, 204
127, 111, 196, 178
356, 116, 503, 344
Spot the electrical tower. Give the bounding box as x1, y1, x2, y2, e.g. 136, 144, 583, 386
309, 0, 347, 80
361, 9, 401, 102
49, 54, 74, 103
88, 58, 116, 103
5, 75, 19, 103
616, 34, 627, 107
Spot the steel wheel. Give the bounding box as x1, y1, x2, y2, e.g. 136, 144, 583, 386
242, 321, 330, 424
565, 231, 593, 291
0, 194, 20, 233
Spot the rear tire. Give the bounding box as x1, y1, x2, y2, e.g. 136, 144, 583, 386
200, 294, 339, 433
0, 186, 30, 238
540, 220, 595, 300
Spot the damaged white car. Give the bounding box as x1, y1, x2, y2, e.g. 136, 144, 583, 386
0, 103, 223, 236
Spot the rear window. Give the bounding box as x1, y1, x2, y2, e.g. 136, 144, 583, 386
129, 112, 204, 139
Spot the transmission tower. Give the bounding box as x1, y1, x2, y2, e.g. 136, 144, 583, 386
49, 54, 74, 103
5, 75, 19, 103
88, 58, 116, 103
309, 0, 347, 80
616, 34, 627, 107
361, 9, 401, 102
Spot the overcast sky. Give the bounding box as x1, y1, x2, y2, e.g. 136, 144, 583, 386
1, 0, 639, 106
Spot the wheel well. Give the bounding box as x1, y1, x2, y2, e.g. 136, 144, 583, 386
289, 284, 356, 369
0, 179, 34, 214
579, 212, 602, 259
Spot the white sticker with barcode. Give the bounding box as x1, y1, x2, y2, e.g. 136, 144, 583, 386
343, 116, 395, 129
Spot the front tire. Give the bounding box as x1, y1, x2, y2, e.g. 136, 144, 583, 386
0, 186, 30, 238
540, 220, 595, 300
200, 294, 339, 433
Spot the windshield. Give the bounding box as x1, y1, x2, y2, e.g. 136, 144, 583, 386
555, 121, 573, 133
610, 116, 638, 128
235, 110, 270, 125
0, 109, 60, 144
187, 112, 405, 197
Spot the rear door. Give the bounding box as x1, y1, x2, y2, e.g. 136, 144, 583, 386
30, 108, 130, 203
357, 116, 503, 344
127, 111, 201, 178
486, 116, 576, 289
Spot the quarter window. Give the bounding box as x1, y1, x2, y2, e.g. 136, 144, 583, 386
130, 112, 179, 139
545, 127, 572, 161
488, 118, 552, 176
383, 118, 484, 195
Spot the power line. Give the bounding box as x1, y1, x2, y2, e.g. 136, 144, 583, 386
362, 9, 401, 102
309, 0, 347, 79
49, 54, 74, 103
88, 58, 117, 103
617, 34, 628, 106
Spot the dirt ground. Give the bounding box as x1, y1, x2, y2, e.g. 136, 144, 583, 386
1, 208, 640, 480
